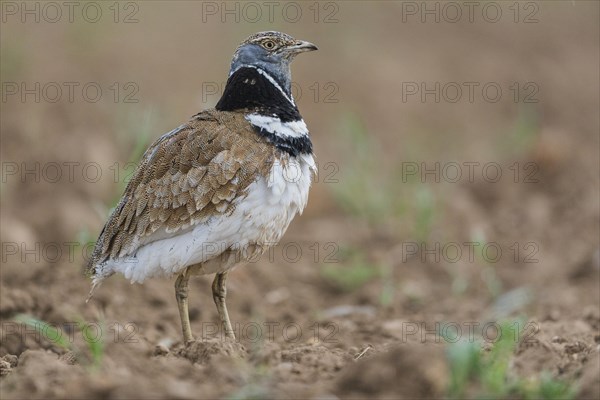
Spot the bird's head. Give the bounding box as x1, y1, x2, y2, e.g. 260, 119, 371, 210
229, 31, 317, 96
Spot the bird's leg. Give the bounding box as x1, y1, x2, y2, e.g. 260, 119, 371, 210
212, 272, 235, 340
175, 268, 193, 344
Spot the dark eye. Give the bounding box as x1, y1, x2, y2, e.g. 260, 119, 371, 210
263, 40, 276, 50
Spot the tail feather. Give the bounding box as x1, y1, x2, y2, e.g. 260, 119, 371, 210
86, 277, 102, 303
85, 262, 114, 302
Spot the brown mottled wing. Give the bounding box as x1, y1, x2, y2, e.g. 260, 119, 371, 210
86, 109, 274, 275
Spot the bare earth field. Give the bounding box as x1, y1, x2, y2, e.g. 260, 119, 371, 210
1, 2, 599, 399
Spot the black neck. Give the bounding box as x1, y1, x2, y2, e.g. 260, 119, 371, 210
215, 67, 302, 123
251, 125, 313, 157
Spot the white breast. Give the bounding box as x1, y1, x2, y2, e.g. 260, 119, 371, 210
104, 153, 316, 283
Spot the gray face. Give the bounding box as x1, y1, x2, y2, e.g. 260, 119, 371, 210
230, 44, 293, 95
228, 32, 317, 98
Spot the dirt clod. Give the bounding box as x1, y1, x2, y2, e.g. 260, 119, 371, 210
176, 339, 246, 365
334, 344, 448, 399
0, 355, 18, 377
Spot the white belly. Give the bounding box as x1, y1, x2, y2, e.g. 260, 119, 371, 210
105, 154, 315, 283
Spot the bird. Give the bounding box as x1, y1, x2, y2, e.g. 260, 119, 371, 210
86, 31, 318, 343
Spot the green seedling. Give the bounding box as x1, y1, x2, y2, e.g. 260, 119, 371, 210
14, 313, 105, 371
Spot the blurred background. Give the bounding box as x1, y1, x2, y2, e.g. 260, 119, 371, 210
1, 1, 599, 399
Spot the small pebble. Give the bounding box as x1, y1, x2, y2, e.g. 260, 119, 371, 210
551, 336, 566, 344
154, 344, 169, 356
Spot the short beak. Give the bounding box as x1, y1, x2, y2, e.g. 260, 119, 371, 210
286, 40, 318, 54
